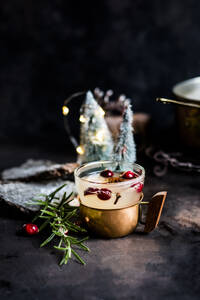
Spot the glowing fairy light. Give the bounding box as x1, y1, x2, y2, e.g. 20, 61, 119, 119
79, 115, 87, 123
99, 107, 105, 116
62, 106, 69, 116
94, 129, 105, 143
62, 90, 114, 163
95, 107, 105, 117
76, 145, 85, 155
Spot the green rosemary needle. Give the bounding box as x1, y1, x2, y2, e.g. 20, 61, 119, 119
32, 184, 90, 266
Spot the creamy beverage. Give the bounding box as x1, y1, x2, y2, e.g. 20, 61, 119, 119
75, 162, 145, 210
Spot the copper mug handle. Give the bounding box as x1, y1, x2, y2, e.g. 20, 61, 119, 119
139, 191, 167, 233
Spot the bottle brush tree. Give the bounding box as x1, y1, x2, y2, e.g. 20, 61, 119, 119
113, 103, 136, 164
78, 91, 114, 163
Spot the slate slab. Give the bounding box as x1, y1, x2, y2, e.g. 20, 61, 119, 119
1, 159, 78, 182
0, 180, 76, 212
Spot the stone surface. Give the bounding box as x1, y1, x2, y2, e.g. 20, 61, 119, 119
0, 180, 76, 212
0, 152, 200, 299
1, 159, 78, 182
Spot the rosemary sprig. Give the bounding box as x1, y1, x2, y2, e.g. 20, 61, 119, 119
32, 184, 90, 266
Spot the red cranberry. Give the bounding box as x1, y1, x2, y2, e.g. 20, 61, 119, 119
122, 171, 137, 179
131, 182, 143, 192
100, 169, 114, 178
97, 188, 112, 200
84, 187, 99, 196
23, 223, 39, 235
136, 183, 143, 192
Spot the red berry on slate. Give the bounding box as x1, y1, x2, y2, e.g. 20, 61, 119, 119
24, 223, 39, 235
84, 187, 99, 196
122, 171, 137, 179
97, 188, 112, 200
100, 169, 114, 178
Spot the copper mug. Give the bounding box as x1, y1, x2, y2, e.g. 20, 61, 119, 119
75, 161, 167, 238
79, 192, 166, 238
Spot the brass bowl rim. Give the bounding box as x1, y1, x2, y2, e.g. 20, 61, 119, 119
80, 193, 144, 212
173, 76, 200, 103
74, 160, 145, 187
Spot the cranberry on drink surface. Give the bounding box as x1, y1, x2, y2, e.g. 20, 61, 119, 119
84, 187, 99, 196
23, 223, 39, 235
100, 169, 114, 178
97, 188, 112, 200
122, 171, 137, 179
136, 183, 143, 193
131, 182, 143, 192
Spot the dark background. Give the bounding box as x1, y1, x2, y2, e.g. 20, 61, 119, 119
0, 0, 200, 157
1, 4, 200, 299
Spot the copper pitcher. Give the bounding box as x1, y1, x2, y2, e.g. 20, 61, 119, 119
157, 77, 200, 148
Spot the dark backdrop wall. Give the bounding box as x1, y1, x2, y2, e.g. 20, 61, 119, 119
1, 0, 200, 152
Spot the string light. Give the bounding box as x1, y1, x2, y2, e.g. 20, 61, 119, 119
79, 115, 87, 123
94, 129, 105, 143
76, 145, 85, 155
62, 106, 69, 116
99, 107, 105, 116
95, 107, 105, 117
62, 90, 109, 156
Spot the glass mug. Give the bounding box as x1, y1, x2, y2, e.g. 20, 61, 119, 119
74, 161, 166, 238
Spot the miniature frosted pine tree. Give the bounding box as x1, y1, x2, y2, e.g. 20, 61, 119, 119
78, 91, 114, 163
113, 103, 136, 164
